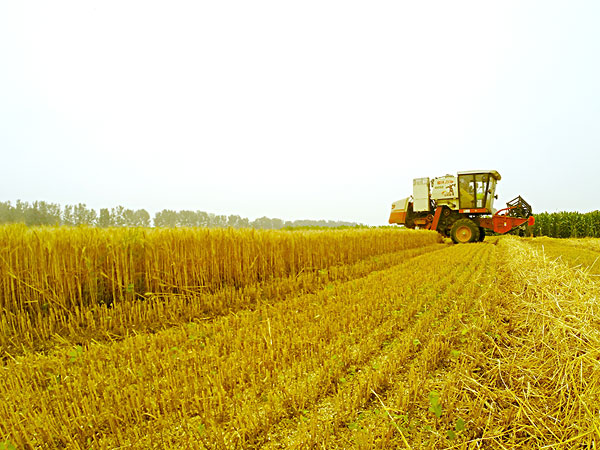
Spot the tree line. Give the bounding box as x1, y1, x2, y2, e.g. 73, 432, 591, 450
0, 200, 360, 229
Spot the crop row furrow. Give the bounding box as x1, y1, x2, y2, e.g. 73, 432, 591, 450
0, 243, 474, 449
250, 245, 490, 448
111, 244, 489, 449
277, 243, 496, 449
202, 244, 490, 447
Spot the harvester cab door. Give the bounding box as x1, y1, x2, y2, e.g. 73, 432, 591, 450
485, 177, 497, 211
458, 173, 491, 211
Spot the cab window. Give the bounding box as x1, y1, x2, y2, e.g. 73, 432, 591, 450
458, 174, 490, 209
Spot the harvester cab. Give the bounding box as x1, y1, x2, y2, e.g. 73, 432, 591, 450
389, 170, 534, 243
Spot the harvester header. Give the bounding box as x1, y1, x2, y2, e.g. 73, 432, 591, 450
389, 170, 534, 243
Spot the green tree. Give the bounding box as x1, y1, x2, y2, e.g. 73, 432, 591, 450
154, 209, 178, 227
178, 210, 199, 227
251, 216, 274, 229
111, 206, 126, 227
227, 214, 250, 228
271, 218, 284, 229
73, 203, 97, 225
196, 210, 209, 227
97, 208, 112, 227
134, 209, 151, 227
62, 204, 75, 226
0, 201, 13, 223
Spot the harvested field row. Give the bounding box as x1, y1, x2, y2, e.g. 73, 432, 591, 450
257, 237, 600, 449
2, 231, 600, 449
525, 236, 600, 275
1, 243, 480, 449
261, 243, 496, 449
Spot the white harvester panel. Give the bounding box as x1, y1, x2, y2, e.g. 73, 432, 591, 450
413, 177, 430, 212
431, 176, 458, 200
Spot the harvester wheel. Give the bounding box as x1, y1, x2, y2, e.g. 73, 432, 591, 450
450, 219, 480, 244
478, 227, 486, 242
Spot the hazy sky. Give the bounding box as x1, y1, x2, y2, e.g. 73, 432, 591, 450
1, 1, 599, 225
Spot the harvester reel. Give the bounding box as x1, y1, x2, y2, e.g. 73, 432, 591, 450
506, 196, 533, 218
450, 219, 480, 244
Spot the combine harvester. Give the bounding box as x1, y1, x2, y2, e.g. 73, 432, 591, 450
389, 170, 535, 243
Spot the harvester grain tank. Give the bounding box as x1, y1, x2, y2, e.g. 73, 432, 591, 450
389, 170, 535, 243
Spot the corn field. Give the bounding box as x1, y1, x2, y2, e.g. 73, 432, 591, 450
1, 226, 600, 449
533, 210, 600, 238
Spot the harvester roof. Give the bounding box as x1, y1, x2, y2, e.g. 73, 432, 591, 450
457, 170, 501, 180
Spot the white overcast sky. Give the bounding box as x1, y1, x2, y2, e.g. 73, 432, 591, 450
1, 1, 599, 225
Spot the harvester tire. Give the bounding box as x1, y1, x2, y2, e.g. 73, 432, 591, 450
450, 219, 480, 244
478, 227, 486, 242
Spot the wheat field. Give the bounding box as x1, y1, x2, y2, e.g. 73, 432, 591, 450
1, 227, 599, 449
